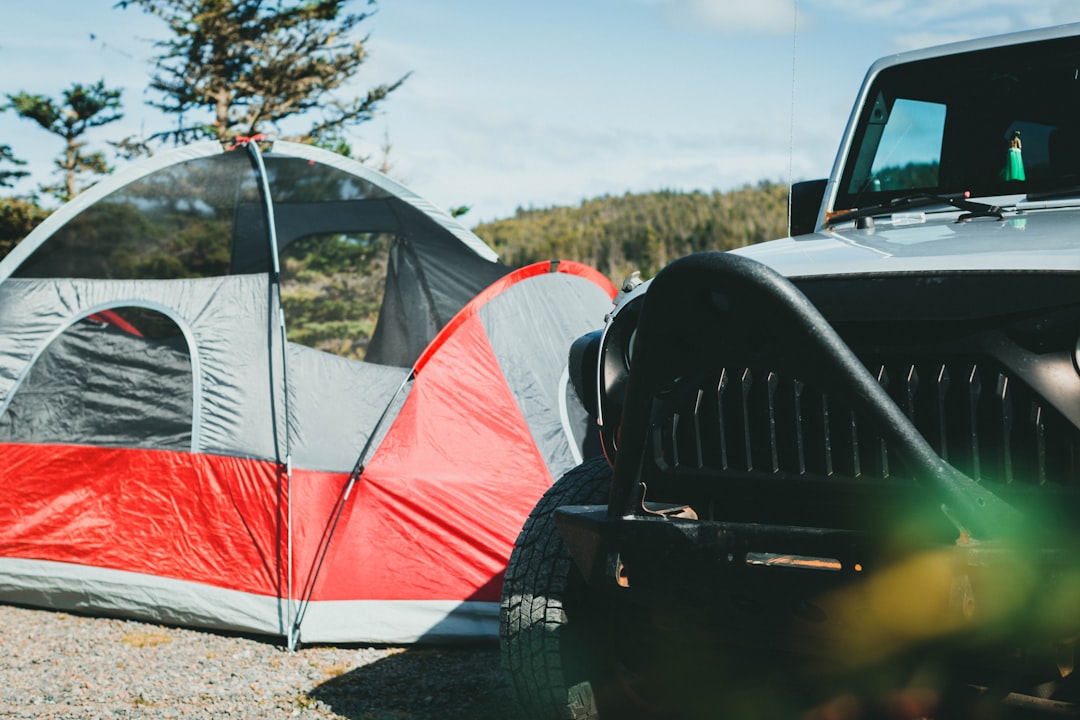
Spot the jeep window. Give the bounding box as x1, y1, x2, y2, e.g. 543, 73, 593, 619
836, 35, 1080, 213
856, 97, 946, 194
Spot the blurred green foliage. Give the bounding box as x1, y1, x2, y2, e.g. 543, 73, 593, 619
0, 197, 50, 260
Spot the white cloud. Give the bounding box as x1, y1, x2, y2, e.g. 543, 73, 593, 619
647, 0, 1080, 44
812, 0, 1080, 47
889, 29, 999, 52
375, 93, 841, 224
660, 0, 808, 35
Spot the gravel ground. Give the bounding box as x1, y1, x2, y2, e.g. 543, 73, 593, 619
0, 602, 526, 720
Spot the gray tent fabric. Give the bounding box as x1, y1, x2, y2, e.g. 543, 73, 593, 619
366, 233, 508, 367
0, 557, 286, 636
0, 274, 278, 458
0, 317, 193, 450
286, 343, 411, 473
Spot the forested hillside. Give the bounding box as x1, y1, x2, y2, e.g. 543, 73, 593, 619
473, 180, 790, 283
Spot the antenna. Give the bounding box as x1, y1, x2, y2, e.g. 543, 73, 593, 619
786, 0, 798, 237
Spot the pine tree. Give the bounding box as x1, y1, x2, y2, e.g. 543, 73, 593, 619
0, 145, 29, 190
7, 82, 124, 202
117, 0, 408, 145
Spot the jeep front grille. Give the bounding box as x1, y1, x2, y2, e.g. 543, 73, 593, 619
655, 359, 1080, 489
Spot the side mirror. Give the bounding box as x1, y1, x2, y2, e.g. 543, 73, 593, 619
788, 179, 827, 236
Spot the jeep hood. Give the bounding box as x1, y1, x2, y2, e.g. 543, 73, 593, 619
735, 207, 1080, 278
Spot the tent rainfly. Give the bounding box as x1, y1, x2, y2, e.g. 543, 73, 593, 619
0, 139, 616, 647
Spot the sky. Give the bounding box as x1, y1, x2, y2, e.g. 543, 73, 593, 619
3, 1, 1080, 226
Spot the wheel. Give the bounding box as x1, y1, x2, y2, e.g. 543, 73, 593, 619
500, 456, 610, 720
500, 456, 654, 720
499, 460, 803, 720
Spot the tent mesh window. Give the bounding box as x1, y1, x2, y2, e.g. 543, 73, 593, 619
13, 152, 269, 279
0, 307, 194, 450
279, 231, 393, 361
265, 156, 508, 367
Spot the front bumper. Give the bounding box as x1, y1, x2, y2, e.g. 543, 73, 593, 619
555, 504, 1080, 674
554, 505, 879, 660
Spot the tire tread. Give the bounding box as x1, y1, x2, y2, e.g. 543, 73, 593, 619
500, 457, 611, 720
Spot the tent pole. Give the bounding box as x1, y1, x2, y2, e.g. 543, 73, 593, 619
240, 138, 298, 650
288, 369, 414, 643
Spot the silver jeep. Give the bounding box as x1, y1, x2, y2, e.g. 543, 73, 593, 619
502, 22, 1080, 720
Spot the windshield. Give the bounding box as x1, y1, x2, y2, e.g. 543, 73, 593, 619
836, 35, 1080, 213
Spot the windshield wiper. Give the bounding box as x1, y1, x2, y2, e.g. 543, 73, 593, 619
1025, 185, 1080, 202
829, 192, 1003, 225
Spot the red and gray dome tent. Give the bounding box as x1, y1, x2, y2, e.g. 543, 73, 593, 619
0, 139, 615, 648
